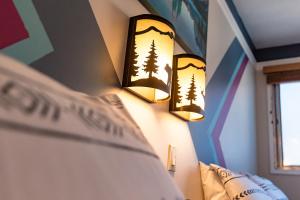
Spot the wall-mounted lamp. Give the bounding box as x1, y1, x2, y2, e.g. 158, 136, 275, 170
122, 14, 175, 102
169, 54, 206, 121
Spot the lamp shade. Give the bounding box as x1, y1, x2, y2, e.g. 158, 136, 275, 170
122, 14, 175, 102
169, 54, 206, 121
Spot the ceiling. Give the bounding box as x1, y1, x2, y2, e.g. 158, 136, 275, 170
233, 0, 300, 49
226, 0, 300, 61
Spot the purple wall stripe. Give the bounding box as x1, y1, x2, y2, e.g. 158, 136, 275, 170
189, 38, 246, 164
212, 55, 249, 167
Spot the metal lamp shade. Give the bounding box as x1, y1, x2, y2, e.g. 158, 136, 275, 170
122, 14, 175, 102
170, 54, 206, 121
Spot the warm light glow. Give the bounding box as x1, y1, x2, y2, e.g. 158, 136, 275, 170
126, 87, 169, 102
170, 55, 206, 121
176, 58, 205, 109
122, 15, 175, 102
172, 111, 203, 122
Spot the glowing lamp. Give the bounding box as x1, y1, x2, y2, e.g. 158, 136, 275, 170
122, 14, 175, 102
169, 54, 206, 121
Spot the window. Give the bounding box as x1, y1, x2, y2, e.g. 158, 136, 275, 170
273, 81, 300, 170
263, 62, 300, 173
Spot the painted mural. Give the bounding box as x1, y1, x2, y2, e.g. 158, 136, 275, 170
0, 0, 250, 168
0, 0, 53, 64
29, 0, 119, 93
189, 38, 249, 167
139, 0, 208, 58
0, 0, 119, 92
0, 0, 29, 49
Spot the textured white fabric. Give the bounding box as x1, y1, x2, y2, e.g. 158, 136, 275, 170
210, 164, 272, 200
199, 162, 230, 200
0, 54, 184, 200
247, 175, 288, 200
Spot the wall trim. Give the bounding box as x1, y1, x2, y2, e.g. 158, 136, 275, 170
224, 0, 255, 52
255, 44, 300, 62
217, 0, 256, 63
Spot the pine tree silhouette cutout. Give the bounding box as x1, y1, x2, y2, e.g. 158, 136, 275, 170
143, 40, 159, 79
175, 75, 182, 103
130, 39, 139, 77
186, 74, 197, 105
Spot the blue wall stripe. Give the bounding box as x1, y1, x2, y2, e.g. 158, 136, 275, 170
207, 53, 245, 137
188, 38, 244, 164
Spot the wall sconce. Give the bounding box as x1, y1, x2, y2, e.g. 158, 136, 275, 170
169, 54, 206, 121
122, 14, 175, 102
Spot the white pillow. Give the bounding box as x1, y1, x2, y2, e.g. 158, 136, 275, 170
247, 174, 288, 200
199, 162, 230, 200
210, 164, 272, 200
0, 54, 184, 200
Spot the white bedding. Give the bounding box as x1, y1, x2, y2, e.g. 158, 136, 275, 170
0, 54, 184, 200
199, 162, 288, 200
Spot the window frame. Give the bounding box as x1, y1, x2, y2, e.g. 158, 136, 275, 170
268, 83, 300, 175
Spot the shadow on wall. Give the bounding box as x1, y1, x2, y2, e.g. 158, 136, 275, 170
31, 0, 120, 95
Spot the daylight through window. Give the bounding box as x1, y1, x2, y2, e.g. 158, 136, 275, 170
275, 81, 300, 168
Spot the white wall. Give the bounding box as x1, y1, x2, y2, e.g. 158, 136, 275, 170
89, 0, 202, 199
206, 0, 235, 82
221, 62, 256, 173
207, 0, 257, 173
88, 0, 258, 199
